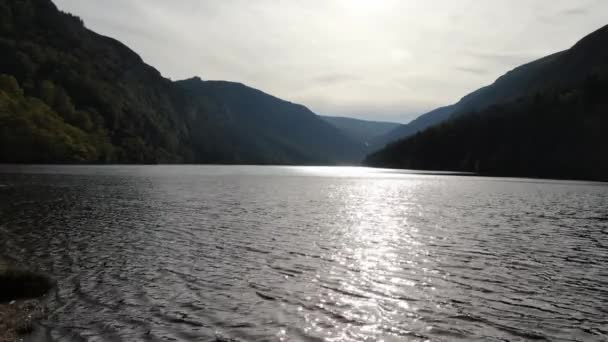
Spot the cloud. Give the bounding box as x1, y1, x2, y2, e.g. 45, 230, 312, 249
467, 51, 548, 67
310, 74, 362, 86
53, 0, 608, 123
560, 8, 588, 16
454, 67, 491, 76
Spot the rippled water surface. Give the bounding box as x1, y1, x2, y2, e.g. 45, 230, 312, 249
1, 165, 607, 342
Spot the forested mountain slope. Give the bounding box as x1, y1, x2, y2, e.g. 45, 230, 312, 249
372, 24, 608, 151
0, 0, 364, 164
365, 26, 608, 181
176, 78, 364, 164
321, 116, 400, 147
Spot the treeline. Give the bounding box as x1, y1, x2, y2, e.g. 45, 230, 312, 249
0, 0, 364, 164
0, 74, 110, 162
365, 75, 608, 182
0, 0, 194, 163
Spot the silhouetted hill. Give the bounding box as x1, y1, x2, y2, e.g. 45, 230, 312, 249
0, 0, 364, 164
321, 116, 400, 147
365, 25, 608, 181
176, 78, 365, 164
372, 25, 608, 150
0, 0, 199, 162
369, 106, 455, 149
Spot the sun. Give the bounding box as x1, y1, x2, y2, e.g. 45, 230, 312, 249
342, 0, 390, 15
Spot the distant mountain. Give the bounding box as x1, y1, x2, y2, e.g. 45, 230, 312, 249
176, 78, 365, 164
320, 116, 400, 146
372, 25, 608, 150
0, 0, 364, 164
369, 106, 455, 149
365, 25, 608, 181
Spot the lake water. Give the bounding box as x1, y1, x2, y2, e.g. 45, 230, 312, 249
0, 165, 607, 342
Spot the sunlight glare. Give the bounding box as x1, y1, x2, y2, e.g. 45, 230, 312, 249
341, 0, 392, 15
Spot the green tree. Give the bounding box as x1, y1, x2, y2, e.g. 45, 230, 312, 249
0, 74, 21, 95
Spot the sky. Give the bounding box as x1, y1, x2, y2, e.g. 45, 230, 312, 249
53, 0, 608, 123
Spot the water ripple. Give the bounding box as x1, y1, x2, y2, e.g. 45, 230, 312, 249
0, 165, 606, 341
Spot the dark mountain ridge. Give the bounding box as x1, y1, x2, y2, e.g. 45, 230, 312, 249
176, 78, 364, 164
365, 25, 608, 182
372, 25, 608, 150
320, 116, 400, 147
0, 0, 364, 164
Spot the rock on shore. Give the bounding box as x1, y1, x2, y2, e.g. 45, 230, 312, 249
0, 258, 51, 342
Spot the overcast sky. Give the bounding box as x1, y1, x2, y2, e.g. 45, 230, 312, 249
54, 0, 607, 123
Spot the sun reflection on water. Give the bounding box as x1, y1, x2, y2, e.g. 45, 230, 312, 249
5, 166, 605, 341
300, 178, 438, 341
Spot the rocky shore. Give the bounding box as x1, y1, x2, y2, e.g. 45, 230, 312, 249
0, 258, 51, 342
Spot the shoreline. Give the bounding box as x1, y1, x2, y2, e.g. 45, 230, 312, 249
0, 257, 52, 342
0, 163, 606, 184
0, 300, 42, 342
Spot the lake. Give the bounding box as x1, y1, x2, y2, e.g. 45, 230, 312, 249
0, 165, 606, 342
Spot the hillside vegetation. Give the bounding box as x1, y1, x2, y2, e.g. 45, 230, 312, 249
365, 74, 608, 181
372, 25, 608, 151
0, 0, 364, 164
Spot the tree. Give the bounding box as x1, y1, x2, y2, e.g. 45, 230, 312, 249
0, 74, 21, 95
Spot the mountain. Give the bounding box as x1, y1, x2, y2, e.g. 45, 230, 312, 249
321, 116, 400, 147
0, 0, 364, 164
176, 78, 364, 164
365, 25, 608, 181
369, 106, 456, 149
371, 25, 608, 150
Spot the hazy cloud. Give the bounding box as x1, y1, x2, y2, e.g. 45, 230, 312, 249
310, 74, 362, 86
561, 8, 588, 16
53, 0, 608, 123
467, 51, 547, 67
454, 67, 491, 76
